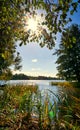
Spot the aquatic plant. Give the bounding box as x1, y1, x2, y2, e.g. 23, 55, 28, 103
0, 83, 80, 129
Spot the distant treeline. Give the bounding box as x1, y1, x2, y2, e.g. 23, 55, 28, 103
12, 73, 61, 80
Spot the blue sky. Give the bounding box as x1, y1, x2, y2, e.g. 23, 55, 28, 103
15, 6, 80, 77
16, 40, 59, 77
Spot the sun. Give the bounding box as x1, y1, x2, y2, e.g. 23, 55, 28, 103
24, 13, 43, 36
23, 12, 47, 38
27, 17, 38, 32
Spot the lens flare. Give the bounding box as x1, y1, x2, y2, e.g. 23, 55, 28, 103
27, 17, 38, 32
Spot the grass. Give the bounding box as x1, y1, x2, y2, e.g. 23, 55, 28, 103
50, 81, 80, 88
0, 83, 80, 130
50, 81, 80, 129
0, 84, 57, 130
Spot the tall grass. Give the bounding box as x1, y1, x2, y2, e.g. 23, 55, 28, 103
0, 85, 58, 129
0, 83, 80, 129
56, 83, 80, 130
50, 81, 80, 88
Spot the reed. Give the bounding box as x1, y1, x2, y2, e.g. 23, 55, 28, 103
0, 83, 80, 130
50, 81, 80, 88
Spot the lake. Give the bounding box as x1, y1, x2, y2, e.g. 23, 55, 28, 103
6, 80, 63, 102
0, 80, 64, 104
0, 80, 69, 120
7, 80, 60, 92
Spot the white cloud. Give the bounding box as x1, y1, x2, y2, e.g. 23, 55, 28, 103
32, 59, 38, 63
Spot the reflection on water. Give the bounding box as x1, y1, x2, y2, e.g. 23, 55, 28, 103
6, 80, 61, 104
7, 80, 59, 94
0, 80, 65, 122
1, 80, 64, 103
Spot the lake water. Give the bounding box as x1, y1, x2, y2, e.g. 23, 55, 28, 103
7, 80, 60, 92
6, 80, 63, 102
0, 80, 63, 104
0, 80, 64, 117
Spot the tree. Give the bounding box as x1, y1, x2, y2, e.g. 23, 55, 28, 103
0, 0, 80, 79
0, 41, 22, 80
54, 24, 80, 82
18, 0, 80, 49
0, 0, 23, 80
1, 0, 80, 48
12, 73, 29, 80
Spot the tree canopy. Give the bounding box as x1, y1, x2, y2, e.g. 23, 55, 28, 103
54, 24, 80, 82
0, 0, 23, 79
15, 0, 80, 48
0, 0, 80, 79
1, 0, 80, 48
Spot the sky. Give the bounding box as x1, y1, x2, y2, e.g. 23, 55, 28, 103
15, 5, 80, 77
16, 40, 59, 77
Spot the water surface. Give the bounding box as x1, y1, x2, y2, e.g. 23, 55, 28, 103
7, 80, 59, 93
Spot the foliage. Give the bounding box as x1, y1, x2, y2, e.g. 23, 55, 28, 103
0, 0, 23, 79
12, 73, 30, 80
51, 82, 80, 129
0, 51, 22, 80
18, 0, 80, 49
12, 73, 59, 80
50, 81, 80, 88
54, 24, 80, 82
56, 85, 80, 130
0, 0, 80, 79
0, 85, 58, 130
0, 83, 80, 129
1, 0, 80, 49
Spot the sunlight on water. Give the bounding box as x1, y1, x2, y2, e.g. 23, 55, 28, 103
6, 80, 60, 95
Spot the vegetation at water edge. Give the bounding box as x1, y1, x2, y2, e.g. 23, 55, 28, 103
0, 84, 80, 130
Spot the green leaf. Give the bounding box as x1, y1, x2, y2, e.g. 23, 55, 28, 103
2, 54, 5, 59
59, 0, 63, 6
8, 26, 11, 31
70, 10, 74, 15
72, 37, 76, 43
19, 42, 23, 46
